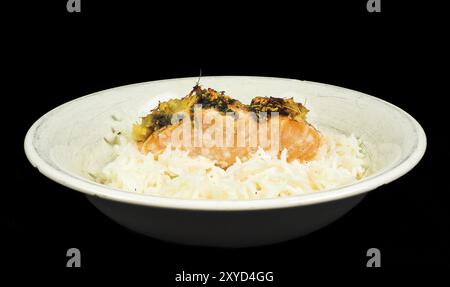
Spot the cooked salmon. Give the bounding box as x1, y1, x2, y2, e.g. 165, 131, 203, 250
134, 85, 321, 168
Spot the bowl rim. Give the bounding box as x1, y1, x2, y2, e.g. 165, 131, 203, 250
24, 76, 427, 211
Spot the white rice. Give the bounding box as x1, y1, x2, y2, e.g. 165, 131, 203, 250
94, 129, 367, 200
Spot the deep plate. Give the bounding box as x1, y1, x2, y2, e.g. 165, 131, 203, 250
24, 76, 426, 247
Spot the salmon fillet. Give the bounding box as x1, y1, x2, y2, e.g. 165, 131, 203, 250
133, 85, 321, 168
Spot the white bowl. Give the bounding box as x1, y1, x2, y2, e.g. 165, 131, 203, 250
24, 76, 426, 247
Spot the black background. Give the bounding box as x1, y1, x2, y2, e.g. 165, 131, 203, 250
3, 0, 449, 283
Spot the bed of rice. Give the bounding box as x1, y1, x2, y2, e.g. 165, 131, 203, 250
93, 129, 367, 200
